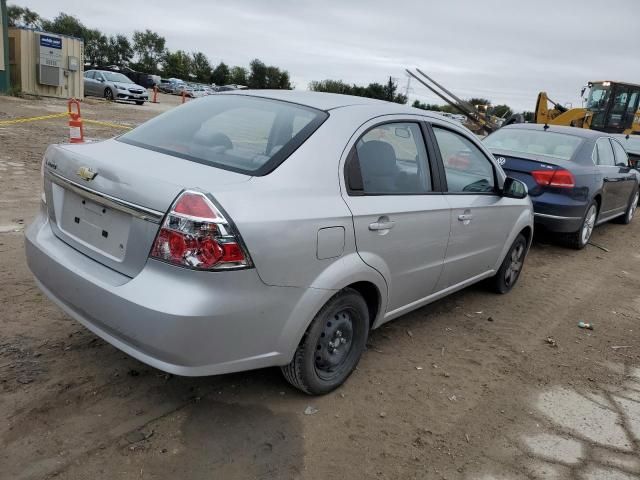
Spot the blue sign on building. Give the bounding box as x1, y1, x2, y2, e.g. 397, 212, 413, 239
40, 35, 62, 49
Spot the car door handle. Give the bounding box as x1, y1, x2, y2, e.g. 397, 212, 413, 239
369, 221, 395, 231
458, 214, 473, 222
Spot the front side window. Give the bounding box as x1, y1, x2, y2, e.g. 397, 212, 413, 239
349, 122, 432, 195
595, 138, 616, 166
433, 127, 495, 193
612, 140, 629, 166
118, 95, 327, 175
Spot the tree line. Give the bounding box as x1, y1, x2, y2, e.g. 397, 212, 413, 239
7, 5, 292, 88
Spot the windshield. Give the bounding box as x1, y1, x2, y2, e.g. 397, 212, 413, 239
118, 95, 328, 175
483, 129, 583, 160
102, 72, 133, 83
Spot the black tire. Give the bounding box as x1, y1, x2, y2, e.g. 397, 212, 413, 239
565, 201, 598, 249
104, 88, 114, 101
616, 187, 639, 225
281, 288, 369, 395
135, 101, 145, 106
492, 233, 527, 294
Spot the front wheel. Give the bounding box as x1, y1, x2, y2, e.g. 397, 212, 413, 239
565, 201, 598, 249
492, 233, 527, 294
104, 88, 114, 101
281, 288, 369, 395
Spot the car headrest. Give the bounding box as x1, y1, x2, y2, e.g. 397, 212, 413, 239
359, 141, 397, 175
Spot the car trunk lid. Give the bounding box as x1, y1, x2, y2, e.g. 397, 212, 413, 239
491, 149, 573, 191
42, 139, 251, 277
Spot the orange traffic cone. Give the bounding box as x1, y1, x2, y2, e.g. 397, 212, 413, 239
68, 98, 84, 143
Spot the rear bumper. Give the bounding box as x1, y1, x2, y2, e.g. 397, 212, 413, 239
534, 212, 583, 233
531, 193, 588, 233
25, 205, 329, 376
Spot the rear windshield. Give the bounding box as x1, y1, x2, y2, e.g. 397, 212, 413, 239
118, 95, 328, 175
483, 129, 583, 160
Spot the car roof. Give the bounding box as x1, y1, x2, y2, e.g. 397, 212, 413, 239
220, 89, 429, 113
499, 123, 606, 139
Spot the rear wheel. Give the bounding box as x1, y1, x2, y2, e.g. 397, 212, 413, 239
492, 233, 527, 294
281, 288, 369, 395
104, 88, 114, 101
565, 201, 597, 249
618, 188, 639, 225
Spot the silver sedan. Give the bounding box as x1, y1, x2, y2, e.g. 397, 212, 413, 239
25, 91, 533, 394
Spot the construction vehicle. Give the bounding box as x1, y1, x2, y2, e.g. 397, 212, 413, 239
535, 81, 640, 135
405, 68, 501, 134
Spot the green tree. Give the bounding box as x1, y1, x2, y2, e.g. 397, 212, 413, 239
191, 52, 212, 83
7, 5, 41, 28
162, 50, 191, 79
523, 111, 534, 122
229, 66, 248, 86
84, 29, 108, 66
467, 97, 492, 108
491, 104, 513, 118
248, 59, 267, 88
132, 29, 166, 74
106, 34, 133, 66
41, 13, 86, 39
309, 77, 407, 104
412, 100, 443, 111
309, 79, 352, 94
211, 62, 230, 85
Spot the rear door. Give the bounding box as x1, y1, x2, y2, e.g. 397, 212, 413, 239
611, 138, 638, 203
341, 120, 450, 314
429, 123, 520, 289
595, 137, 627, 215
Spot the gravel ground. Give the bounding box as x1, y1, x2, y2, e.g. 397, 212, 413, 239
1, 93, 639, 480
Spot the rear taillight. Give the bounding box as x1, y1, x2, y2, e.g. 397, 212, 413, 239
531, 169, 575, 188
150, 190, 251, 270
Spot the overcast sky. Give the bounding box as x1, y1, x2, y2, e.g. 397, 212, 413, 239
12, 0, 640, 111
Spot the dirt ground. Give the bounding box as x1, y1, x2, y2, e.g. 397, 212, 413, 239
1, 93, 640, 480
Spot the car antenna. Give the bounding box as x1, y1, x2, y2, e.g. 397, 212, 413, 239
543, 123, 549, 131
626, 134, 630, 140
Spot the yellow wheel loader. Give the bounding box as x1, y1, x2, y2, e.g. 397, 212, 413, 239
535, 81, 640, 135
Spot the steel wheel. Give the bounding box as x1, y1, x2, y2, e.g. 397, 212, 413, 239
581, 204, 597, 246
314, 310, 354, 380
281, 288, 369, 395
504, 242, 525, 288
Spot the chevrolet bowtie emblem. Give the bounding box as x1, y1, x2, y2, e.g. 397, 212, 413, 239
77, 166, 98, 181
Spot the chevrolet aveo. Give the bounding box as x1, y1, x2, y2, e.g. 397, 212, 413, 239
26, 91, 533, 395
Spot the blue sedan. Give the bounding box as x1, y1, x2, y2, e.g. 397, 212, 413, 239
484, 124, 640, 249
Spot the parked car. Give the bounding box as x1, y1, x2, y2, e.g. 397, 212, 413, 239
25, 92, 533, 395
612, 134, 640, 169
484, 124, 640, 249
83, 70, 149, 105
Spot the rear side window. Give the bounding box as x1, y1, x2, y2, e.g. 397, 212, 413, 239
612, 140, 629, 166
595, 138, 616, 166
84, 70, 95, 79
347, 122, 432, 195
118, 95, 328, 175
433, 127, 495, 193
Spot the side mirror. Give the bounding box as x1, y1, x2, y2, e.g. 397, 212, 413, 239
502, 177, 528, 199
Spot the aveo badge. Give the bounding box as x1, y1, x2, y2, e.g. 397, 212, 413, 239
77, 166, 98, 181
